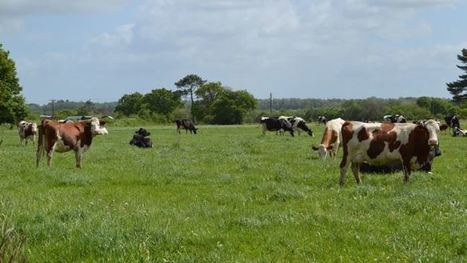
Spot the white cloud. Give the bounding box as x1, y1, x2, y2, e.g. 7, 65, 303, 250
89, 24, 135, 49
9, 0, 465, 102
0, 0, 128, 15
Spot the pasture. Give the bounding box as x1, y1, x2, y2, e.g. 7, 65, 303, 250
0, 123, 466, 262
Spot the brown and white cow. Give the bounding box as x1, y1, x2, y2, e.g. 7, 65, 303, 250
36, 117, 108, 168
312, 118, 345, 159
18, 121, 38, 145
339, 119, 440, 185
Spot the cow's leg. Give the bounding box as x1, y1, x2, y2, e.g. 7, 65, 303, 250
36, 145, 42, 167
75, 150, 82, 168
351, 162, 361, 184
46, 150, 53, 167
339, 156, 351, 186
403, 161, 411, 183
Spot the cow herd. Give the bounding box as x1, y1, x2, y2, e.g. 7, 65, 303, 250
9, 114, 464, 185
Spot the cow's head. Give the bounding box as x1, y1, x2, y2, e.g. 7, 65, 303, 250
422, 119, 440, 146
89, 117, 108, 136
193, 128, 198, 134
30, 123, 38, 134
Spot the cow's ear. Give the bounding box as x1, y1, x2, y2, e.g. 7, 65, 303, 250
100, 120, 106, 126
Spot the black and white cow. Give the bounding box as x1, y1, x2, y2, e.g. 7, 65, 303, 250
175, 119, 198, 134
318, 116, 327, 125
260, 117, 294, 136
279, 116, 313, 136
444, 115, 461, 136
383, 114, 407, 123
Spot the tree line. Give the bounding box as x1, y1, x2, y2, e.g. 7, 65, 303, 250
255, 96, 466, 122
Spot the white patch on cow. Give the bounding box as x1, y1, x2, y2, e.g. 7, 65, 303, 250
54, 137, 71, 153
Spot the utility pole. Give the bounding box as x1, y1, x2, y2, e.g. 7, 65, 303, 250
50, 99, 55, 119
269, 93, 273, 114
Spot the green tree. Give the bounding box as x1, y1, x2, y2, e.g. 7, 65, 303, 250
211, 89, 257, 124
416, 96, 432, 110
115, 92, 144, 116
194, 81, 225, 121
174, 74, 206, 121
446, 48, 467, 104
0, 44, 28, 124
142, 88, 182, 116
76, 100, 96, 115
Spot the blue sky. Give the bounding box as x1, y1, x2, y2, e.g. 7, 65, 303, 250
1, 0, 466, 104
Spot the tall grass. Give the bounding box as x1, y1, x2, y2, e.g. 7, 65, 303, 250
0, 124, 465, 262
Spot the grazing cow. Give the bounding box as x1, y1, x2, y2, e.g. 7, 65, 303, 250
36, 117, 108, 168
383, 114, 407, 123
339, 119, 440, 185
260, 117, 294, 136
18, 121, 38, 145
318, 116, 327, 124
312, 118, 345, 159
130, 128, 153, 148
279, 116, 313, 136
175, 119, 197, 134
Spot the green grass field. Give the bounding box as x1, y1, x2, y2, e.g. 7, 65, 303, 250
0, 124, 466, 262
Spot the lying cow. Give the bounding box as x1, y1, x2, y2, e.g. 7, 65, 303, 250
339, 119, 440, 185
175, 119, 197, 134
130, 128, 153, 148
279, 116, 313, 136
18, 121, 38, 145
260, 117, 294, 136
312, 118, 345, 159
36, 117, 108, 168
453, 127, 467, 137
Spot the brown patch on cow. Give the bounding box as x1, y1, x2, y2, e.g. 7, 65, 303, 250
367, 127, 401, 159
399, 125, 430, 169
340, 122, 354, 168
330, 130, 338, 145
320, 127, 330, 144
381, 123, 395, 132
320, 127, 338, 146
357, 127, 369, 142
